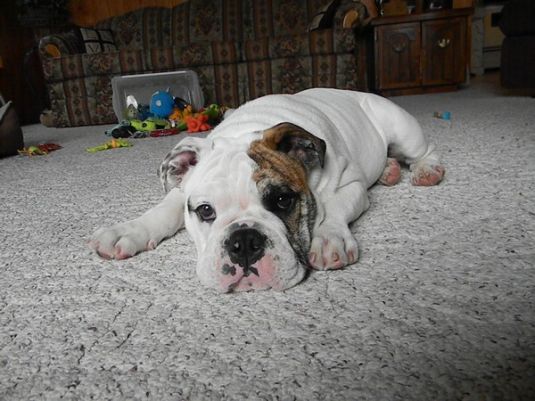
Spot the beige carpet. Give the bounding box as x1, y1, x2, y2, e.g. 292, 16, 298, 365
1, 76, 534, 400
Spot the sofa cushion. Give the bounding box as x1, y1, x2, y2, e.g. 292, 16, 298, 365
143, 41, 240, 70
238, 52, 360, 101
94, 1, 343, 50
96, 8, 173, 50
178, 0, 339, 43
243, 29, 357, 62
239, 0, 333, 40
43, 50, 362, 126
41, 49, 147, 82
46, 75, 116, 126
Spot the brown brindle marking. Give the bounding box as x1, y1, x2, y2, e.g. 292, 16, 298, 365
247, 123, 318, 191
248, 140, 308, 192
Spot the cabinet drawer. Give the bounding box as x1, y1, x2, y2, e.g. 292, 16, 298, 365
421, 17, 467, 86
375, 22, 421, 90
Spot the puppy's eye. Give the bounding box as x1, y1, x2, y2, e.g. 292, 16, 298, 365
276, 194, 295, 210
263, 186, 298, 214
195, 204, 216, 222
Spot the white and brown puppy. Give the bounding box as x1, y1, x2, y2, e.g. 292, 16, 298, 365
90, 88, 444, 292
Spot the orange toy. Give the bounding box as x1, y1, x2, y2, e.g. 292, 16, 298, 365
186, 114, 211, 133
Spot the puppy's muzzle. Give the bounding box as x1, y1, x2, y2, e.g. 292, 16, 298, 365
224, 227, 267, 277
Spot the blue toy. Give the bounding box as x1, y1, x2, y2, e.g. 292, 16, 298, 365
434, 111, 451, 121
136, 104, 152, 120
150, 89, 174, 118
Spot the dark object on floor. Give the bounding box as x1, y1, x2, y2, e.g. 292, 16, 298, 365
105, 121, 137, 138
499, 0, 535, 90
0, 101, 24, 158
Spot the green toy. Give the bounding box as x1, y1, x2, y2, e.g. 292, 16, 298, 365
86, 138, 132, 153
130, 118, 170, 132
130, 119, 157, 132
203, 104, 221, 119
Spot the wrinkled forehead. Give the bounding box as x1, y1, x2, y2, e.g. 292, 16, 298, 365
184, 148, 259, 206
184, 132, 311, 205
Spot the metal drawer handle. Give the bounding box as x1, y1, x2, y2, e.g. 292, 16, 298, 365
393, 42, 407, 52
437, 38, 451, 48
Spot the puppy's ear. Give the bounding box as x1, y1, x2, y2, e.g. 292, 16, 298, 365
158, 136, 210, 192
259, 122, 326, 170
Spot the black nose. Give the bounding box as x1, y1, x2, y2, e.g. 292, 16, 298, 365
224, 228, 266, 275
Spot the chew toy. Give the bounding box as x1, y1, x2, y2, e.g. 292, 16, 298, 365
18, 143, 62, 156
86, 138, 132, 153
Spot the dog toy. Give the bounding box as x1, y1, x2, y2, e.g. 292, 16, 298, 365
125, 104, 139, 120
105, 120, 137, 138
174, 96, 190, 110
130, 117, 170, 132
149, 128, 181, 137
18, 143, 62, 156
186, 114, 211, 133
203, 104, 221, 120
434, 111, 451, 121
137, 104, 153, 120
130, 118, 157, 132
150, 89, 174, 118
86, 138, 131, 153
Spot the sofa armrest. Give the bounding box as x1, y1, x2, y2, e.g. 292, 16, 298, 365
38, 29, 85, 59
334, 0, 378, 30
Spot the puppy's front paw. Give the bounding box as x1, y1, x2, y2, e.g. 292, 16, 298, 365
89, 221, 155, 260
308, 224, 359, 270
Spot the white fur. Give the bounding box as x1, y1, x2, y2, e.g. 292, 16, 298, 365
90, 89, 441, 290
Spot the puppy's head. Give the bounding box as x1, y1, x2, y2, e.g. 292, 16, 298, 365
159, 123, 325, 292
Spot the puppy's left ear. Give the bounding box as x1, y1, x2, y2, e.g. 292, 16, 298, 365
258, 122, 326, 170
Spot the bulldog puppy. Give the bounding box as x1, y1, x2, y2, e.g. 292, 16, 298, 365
90, 89, 444, 292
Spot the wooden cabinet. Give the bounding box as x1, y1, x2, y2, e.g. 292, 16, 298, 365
370, 8, 472, 96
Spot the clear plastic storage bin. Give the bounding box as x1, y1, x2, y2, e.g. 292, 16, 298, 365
111, 70, 204, 121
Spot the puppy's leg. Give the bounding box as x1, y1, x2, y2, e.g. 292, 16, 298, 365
89, 188, 185, 260
309, 181, 369, 270
387, 113, 444, 186
365, 94, 445, 186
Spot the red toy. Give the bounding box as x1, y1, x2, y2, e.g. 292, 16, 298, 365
149, 128, 181, 137
18, 143, 62, 156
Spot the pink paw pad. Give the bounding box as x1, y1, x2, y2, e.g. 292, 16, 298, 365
96, 250, 112, 260
114, 246, 133, 260
146, 239, 157, 251
379, 158, 402, 186
411, 165, 445, 186
323, 252, 344, 270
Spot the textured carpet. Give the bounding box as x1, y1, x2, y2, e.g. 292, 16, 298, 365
1, 77, 534, 401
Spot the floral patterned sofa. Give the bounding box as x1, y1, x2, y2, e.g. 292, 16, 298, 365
38, 0, 372, 127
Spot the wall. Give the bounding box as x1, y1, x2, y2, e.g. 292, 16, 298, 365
69, 0, 188, 27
